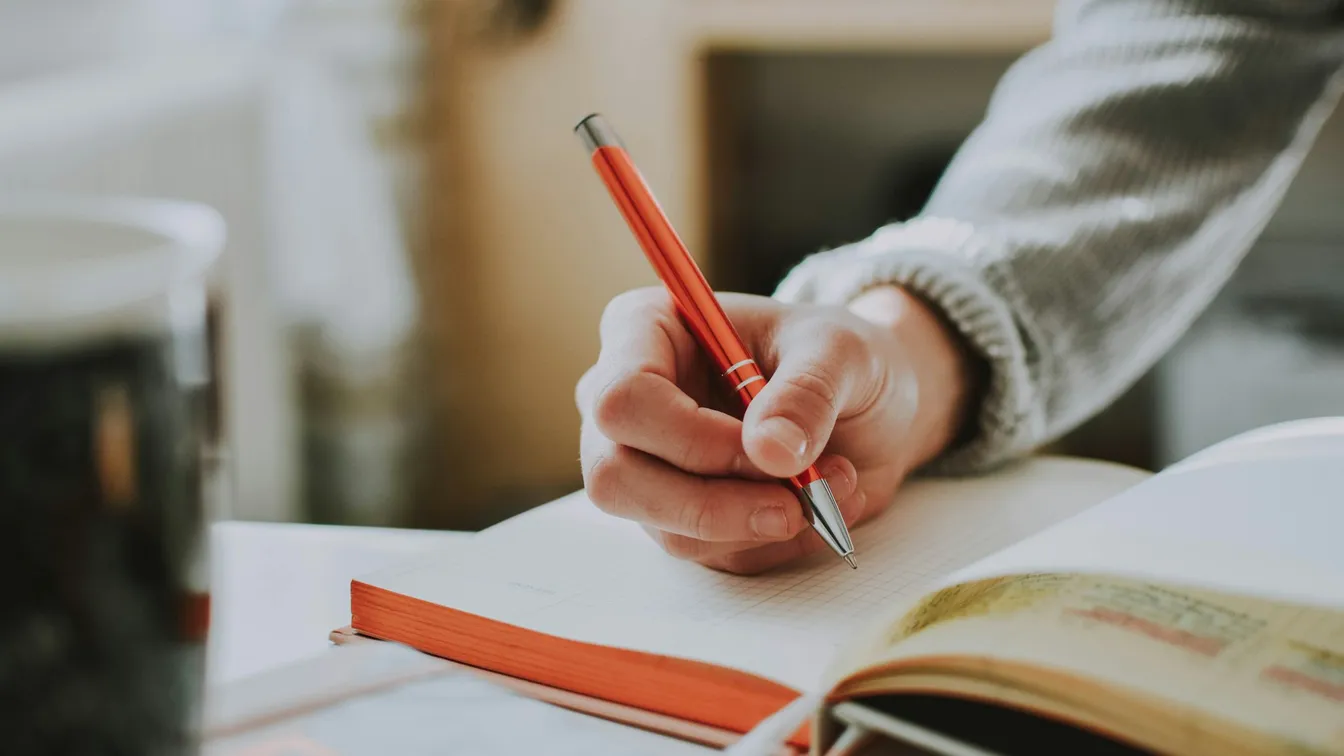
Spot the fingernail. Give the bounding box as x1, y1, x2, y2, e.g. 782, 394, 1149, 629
759, 417, 808, 463
750, 506, 791, 539
818, 460, 851, 491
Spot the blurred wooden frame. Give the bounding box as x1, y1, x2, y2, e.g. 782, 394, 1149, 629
414, 0, 1054, 528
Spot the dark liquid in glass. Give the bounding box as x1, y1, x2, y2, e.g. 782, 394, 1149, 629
0, 326, 212, 756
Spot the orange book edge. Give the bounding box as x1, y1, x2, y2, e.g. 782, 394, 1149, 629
327, 627, 794, 753
348, 579, 813, 751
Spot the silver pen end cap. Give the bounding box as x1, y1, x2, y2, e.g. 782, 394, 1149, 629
574, 112, 623, 154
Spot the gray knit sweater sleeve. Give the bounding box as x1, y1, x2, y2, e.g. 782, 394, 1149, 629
774, 0, 1344, 473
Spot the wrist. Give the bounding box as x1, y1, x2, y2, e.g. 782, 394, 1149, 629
847, 285, 984, 469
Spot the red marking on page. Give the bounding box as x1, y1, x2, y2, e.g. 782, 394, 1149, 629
1066, 608, 1226, 656
1261, 665, 1344, 703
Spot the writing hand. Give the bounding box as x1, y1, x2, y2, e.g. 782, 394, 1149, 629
576, 285, 978, 574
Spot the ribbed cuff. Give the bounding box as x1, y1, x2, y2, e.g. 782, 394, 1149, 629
773, 217, 1040, 474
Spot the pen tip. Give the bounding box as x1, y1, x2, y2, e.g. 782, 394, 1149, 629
844, 554, 858, 570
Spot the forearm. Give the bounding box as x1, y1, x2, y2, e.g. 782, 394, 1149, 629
776, 0, 1344, 472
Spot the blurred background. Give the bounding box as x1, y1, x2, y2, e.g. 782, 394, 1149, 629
5, 0, 1340, 533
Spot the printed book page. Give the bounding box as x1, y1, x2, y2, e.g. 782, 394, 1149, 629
843, 573, 1344, 754
933, 418, 1344, 611
357, 457, 1147, 691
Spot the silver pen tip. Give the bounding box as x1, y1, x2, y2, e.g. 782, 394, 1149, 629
844, 554, 858, 570
796, 478, 856, 564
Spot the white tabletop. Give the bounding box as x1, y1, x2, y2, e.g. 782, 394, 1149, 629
203, 519, 716, 755
205, 520, 469, 685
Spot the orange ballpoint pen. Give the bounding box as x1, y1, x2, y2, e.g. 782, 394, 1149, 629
575, 113, 856, 569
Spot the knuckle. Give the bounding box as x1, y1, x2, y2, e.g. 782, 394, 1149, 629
688, 486, 719, 541
782, 363, 840, 417
584, 447, 624, 508
654, 531, 703, 561
602, 287, 665, 324
592, 372, 641, 433
712, 551, 764, 576
675, 430, 711, 473
827, 326, 871, 366
698, 495, 720, 540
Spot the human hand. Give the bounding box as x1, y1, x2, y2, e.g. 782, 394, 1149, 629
576, 285, 979, 574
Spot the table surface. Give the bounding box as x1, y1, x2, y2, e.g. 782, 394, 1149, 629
205, 519, 716, 754
206, 520, 468, 686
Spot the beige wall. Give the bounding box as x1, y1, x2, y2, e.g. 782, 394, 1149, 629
422, 0, 1053, 527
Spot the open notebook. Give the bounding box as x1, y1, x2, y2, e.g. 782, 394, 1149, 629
348, 418, 1344, 755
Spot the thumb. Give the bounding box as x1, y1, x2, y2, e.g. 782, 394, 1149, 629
741, 326, 874, 478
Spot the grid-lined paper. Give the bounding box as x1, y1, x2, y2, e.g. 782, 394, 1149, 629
363, 458, 1146, 690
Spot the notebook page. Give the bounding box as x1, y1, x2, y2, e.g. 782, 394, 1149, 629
359, 457, 1147, 690
940, 418, 1344, 609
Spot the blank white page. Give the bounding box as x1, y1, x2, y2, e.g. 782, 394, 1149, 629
943, 418, 1344, 609
358, 457, 1146, 690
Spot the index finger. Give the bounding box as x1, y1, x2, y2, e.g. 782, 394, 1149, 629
577, 288, 682, 410
578, 290, 766, 479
